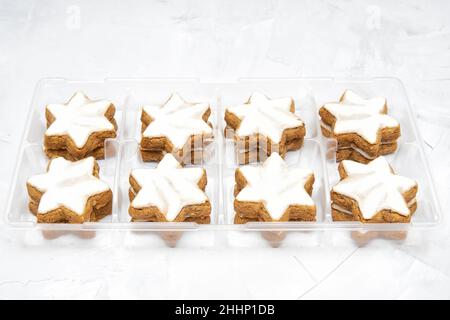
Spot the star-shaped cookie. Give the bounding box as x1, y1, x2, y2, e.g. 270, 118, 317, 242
129, 153, 211, 223
331, 156, 418, 223
319, 90, 400, 162
26, 157, 112, 223
234, 152, 316, 222
140, 93, 212, 163
45, 91, 117, 160
225, 92, 305, 164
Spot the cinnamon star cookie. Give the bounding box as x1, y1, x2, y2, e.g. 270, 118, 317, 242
129, 153, 211, 223
44, 91, 117, 160
225, 92, 306, 164
140, 93, 213, 164
26, 157, 113, 223
319, 90, 400, 163
331, 156, 418, 223
234, 152, 316, 223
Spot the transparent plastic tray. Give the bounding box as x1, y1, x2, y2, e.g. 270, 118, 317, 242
4, 78, 443, 247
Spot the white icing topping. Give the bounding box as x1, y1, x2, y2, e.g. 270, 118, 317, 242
236, 152, 315, 220
27, 157, 110, 215
332, 156, 417, 219
226, 92, 303, 143
322, 90, 398, 144
45, 91, 115, 148
130, 153, 208, 221
142, 93, 212, 149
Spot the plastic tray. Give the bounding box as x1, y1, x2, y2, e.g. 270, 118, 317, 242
4, 78, 443, 247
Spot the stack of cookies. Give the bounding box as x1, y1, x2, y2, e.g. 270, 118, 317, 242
225, 92, 306, 164
330, 156, 418, 223
27, 156, 113, 223
44, 91, 117, 160
128, 153, 211, 223
319, 90, 400, 163
233, 152, 316, 223
139, 93, 213, 165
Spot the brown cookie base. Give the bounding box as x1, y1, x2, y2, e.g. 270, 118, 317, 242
131, 216, 211, 224
234, 201, 316, 222
330, 207, 360, 222
45, 145, 105, 161
335, 141, 398, 163
234, 212, 316, 223
129, 202, 211, 223
331, 201, 417, 223
28, 190, 113, 223
234, 214, 259, 224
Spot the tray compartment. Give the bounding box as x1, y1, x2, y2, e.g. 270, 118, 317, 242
7, 141, 120, 225
222, 139, 329, 225
117, 139, 220, 225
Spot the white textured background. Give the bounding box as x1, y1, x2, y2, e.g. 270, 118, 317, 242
1, 0, 450, 299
